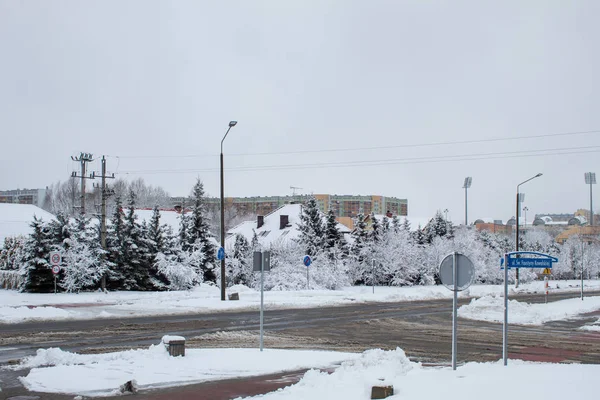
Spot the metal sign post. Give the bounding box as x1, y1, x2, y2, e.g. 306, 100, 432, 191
502, 251, 558, 366
253, 251, 271, 351
303, 255, 312, 289
439, 252, 475, 371
372, 259, 375, 294
503, 255, 508, 366
49, 252, 62, 295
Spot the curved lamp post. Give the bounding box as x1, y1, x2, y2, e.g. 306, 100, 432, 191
515, 173, 542, 287
220, 120, 237, 301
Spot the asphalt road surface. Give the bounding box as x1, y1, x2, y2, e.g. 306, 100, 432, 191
1, 290, 600, 399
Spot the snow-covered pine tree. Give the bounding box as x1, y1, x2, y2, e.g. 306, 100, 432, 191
0, 236, 26, 271
60, 214, 106, 292
21, 217, 54, 292
391, 215, 401, 233
122, 190, 151, 290
370, 213, 381, 243
348, 213, 369, 284
106, 196, 126, 290
424, 211, 449, 243
48, 213, 71, 250
188, 178, 216, 283
324, 209, 343, 250
296, 196, 325, 257
143, 205, 170, 290
178, 207, 190, 251
228, 233, 252, 286
382, 215, 390, 234
401, 217, 411, 232
155, 245, 199, 290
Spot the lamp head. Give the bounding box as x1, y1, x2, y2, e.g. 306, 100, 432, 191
535, 173, 543, 178
229, 121, 238, 127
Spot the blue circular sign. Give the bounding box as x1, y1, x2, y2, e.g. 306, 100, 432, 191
303, 255, 312, 267
217, 247, 225, 261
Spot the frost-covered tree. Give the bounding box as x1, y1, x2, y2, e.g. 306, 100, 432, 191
324, 209, 344, 254
122, 190, 151, 290
296, 196, 325, 257
424, 211, 452, 243
60, 215, 107, 292
143, 205, 170, 290
155, 246, 199, 290
106, 196, 127, 289
228, 234, 253, 286
185, 179, 216, 282
21, 217, 54, 292
0, 236, 27, 271
370, 214, 381, 243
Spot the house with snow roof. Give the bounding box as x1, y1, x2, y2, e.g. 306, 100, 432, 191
225, 203, 351, 249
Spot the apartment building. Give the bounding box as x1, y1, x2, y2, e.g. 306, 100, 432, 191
0, 188, 47, 208
172, 194, 408, 219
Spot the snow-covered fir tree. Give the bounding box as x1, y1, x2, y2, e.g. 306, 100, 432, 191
324, 209, 344, 253
296, 196, 325, 257
155, 245, 199, 290
187, 178, 216, 283
60, 214, 107, 292
122, 190, 151, 290
370, 213, 381, 243
21, 217, 54, 292
106, 196, 126, 289
228, 233, 253, 286
143, 205, 170, 290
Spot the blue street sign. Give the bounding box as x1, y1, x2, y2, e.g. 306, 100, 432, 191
503, 251, 558, 269
303, 255, 312, 267
217, 247, 225, 261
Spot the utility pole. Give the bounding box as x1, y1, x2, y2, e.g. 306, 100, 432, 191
93, 156, 115, 292
71, 152, 95, 215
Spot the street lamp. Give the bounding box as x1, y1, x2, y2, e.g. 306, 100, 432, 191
220, 120, 237, 301
463, 177, 472, 226
523, 206, 529, 227
584, 173, 596, 226
515, 173, 542, 287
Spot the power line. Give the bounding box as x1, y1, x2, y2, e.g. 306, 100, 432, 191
110, 129, 600, 159
116, 145, 600, 175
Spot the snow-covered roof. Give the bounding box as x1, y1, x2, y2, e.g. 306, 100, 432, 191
0, 203, 56, 245
131, 208, 184, 234
225, 204, 351, 248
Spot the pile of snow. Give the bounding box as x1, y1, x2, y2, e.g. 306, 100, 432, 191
581, 318, 600, 332
9, 346, 600, 399
10, 344, 360, 397
458, 295, 600, 325
249, 356, 600, 400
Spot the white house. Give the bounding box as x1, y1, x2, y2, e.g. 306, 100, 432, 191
225, 203, 351, 249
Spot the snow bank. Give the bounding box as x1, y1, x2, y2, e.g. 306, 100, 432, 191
458, 295, 600, 325
243, 353, 600, 400
13, 344, 360, 396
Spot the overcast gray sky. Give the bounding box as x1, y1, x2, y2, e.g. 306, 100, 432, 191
1, 1, 599, 223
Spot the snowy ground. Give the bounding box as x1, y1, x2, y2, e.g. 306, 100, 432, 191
459, 295, 600, 325
5, 344, 600, 399
1, 279, 599, 324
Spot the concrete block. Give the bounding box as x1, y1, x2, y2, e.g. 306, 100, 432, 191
371, 385, 394, 399
228, 292, 239, 300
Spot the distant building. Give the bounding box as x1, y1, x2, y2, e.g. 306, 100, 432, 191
172, 193, 408, 221
0, 188, 47, 208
